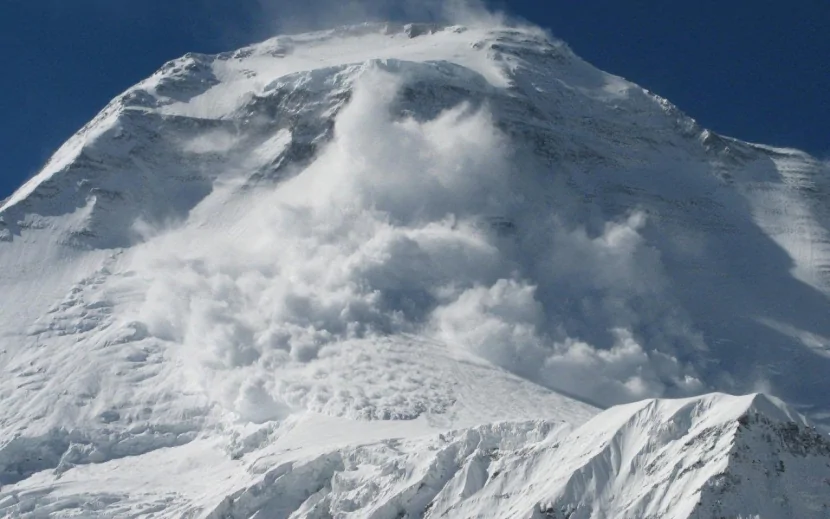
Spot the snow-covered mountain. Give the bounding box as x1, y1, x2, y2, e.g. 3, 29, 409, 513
1, 21, 829, 518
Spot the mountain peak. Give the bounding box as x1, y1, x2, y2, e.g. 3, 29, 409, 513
0, 19, 705, 248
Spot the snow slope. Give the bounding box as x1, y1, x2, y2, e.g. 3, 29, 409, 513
0, 21, 829, 517
3, 393, 828, 518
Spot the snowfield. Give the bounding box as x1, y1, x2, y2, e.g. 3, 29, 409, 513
0, 21, 829, 518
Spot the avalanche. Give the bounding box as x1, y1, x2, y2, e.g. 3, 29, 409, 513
0, 21, 829, 518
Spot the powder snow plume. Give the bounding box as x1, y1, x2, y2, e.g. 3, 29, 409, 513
129, 66, 705, 421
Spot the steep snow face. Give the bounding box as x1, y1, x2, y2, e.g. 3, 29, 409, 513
1, 21, 830, 517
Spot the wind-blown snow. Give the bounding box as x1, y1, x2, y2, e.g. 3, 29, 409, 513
1, 21, 829, 518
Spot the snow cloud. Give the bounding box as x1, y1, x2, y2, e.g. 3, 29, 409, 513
132, 65, 706, 421
252, 0, 509, 36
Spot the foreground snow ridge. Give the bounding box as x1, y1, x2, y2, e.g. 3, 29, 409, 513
3, 393, 829, 518
200, 393, 827, 519
1, 21, 829, 517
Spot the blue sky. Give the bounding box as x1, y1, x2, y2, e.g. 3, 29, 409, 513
1, 0, 827, 200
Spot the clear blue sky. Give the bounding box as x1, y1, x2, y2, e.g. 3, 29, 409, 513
1, 0, 828, 200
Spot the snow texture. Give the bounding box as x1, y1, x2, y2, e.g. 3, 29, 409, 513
0, 20, 829, 518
